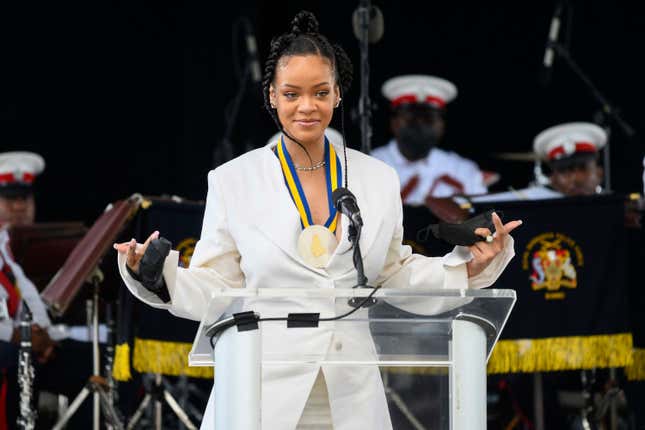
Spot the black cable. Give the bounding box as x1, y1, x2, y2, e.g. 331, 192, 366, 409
208, 285, 381, 349
260, 285, 379, 323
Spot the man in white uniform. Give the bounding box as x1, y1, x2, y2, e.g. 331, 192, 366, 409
473, 122, 606, 203
0, 152, 94, 429
371, 75, 488, 205
0, 152, 55, 356
0, 152, 58, 428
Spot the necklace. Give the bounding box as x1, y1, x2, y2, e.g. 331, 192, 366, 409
294, 160, 326, 171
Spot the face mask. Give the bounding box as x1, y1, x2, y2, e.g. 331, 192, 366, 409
397, 124, 438, 161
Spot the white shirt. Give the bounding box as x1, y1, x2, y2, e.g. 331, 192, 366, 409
371, 140, 487, 204
0, 227, 52, 341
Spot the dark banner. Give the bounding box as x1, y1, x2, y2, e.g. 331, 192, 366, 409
403, 195, 634, 373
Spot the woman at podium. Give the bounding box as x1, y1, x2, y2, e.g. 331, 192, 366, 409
114, 11, 521, 430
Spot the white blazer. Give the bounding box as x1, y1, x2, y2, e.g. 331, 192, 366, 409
118, 140, 515, 430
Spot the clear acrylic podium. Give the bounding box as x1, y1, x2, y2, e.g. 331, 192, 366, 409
189, 288, 515, 430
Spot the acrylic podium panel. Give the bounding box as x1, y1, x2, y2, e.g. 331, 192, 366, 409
189, 288, 516, 430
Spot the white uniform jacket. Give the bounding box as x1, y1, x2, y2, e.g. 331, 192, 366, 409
118, 141, 515, 430
371, 140, 487, 204
0, 228, 52, 341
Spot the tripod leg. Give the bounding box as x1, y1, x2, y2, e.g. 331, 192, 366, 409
52, 384, 92, 430
155, 374, 162, 430
155, 398, 162, 430
127, 394, 152, 430
95, 383, 124, 430
163, 390, 198, 430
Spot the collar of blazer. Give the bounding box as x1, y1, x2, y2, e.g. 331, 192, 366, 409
256, 140, 385, 279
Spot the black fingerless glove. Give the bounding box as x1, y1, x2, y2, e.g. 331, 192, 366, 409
428, 210, 502, 246
126, 237, 172, 303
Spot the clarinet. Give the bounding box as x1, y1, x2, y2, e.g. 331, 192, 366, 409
17, 306, 36, 430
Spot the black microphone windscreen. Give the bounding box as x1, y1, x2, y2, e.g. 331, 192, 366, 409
332, 187, 353, 209
352, 6, 384, 44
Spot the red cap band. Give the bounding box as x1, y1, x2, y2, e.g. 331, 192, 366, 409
391, 94, 446, 108
0, 172, 36, 185
547, 141, 596, 160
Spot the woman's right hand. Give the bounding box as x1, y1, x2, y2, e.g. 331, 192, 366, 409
113, 231, 160, 272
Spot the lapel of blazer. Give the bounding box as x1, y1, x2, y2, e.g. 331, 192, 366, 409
250, 145, 326, 275
250, 142, 386, 279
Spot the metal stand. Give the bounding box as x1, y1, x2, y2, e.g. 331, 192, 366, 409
550, 41, 637, 193
213, 17, 258, 167
52, 272, 123, 430
580, 369, 595, 430
356, 0, 374, 154
126, 373, 198, 430
533, 372, 545, 430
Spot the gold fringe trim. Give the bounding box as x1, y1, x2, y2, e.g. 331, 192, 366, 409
112, 343, 132, 381
132, 338, 213, 379
487, 333, 633, 374
625, 348, 645, 381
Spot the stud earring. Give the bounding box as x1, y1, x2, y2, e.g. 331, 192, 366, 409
335, 98, 342, 108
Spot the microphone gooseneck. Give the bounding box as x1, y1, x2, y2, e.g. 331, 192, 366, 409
332, 188, 372, 304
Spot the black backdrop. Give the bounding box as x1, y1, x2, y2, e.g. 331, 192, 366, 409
2, 1, 644, 225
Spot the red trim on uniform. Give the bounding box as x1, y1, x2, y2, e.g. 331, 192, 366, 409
482, 170, 501, 187
0, 172, 35, 184
547, 141, 596, 160
400, 175, 420, 203
391, 94, 446, 108
424, 95, 446, 108
427, 175, 464, 198
0, 263, 20, 318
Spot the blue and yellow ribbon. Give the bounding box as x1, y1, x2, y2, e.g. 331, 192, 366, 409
276, 135, 342, 232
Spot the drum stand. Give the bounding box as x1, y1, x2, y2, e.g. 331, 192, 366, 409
126, 373, 197, 430
52, 270, 124, 430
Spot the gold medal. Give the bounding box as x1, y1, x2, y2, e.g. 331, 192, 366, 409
276, 135, 342, 268
297, 225, 338, 268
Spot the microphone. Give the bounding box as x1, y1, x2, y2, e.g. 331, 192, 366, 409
541, 2, 563, 86
332, 188, 363, 227
352, 4, 384, 44
243, 25, 262, 83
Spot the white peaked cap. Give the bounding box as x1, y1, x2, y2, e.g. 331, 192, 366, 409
381, 75, 457, 108
0, 151, 45, 186
533, 122, 607, 162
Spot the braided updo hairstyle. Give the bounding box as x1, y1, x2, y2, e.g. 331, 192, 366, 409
262, 11, 353, 185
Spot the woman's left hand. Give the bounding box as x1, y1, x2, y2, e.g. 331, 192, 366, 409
466, 212, 522, 278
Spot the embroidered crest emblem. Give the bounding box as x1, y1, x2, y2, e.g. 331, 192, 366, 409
522, 232, 584, 300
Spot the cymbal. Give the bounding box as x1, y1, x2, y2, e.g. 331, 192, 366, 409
492, 152, 539, 162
